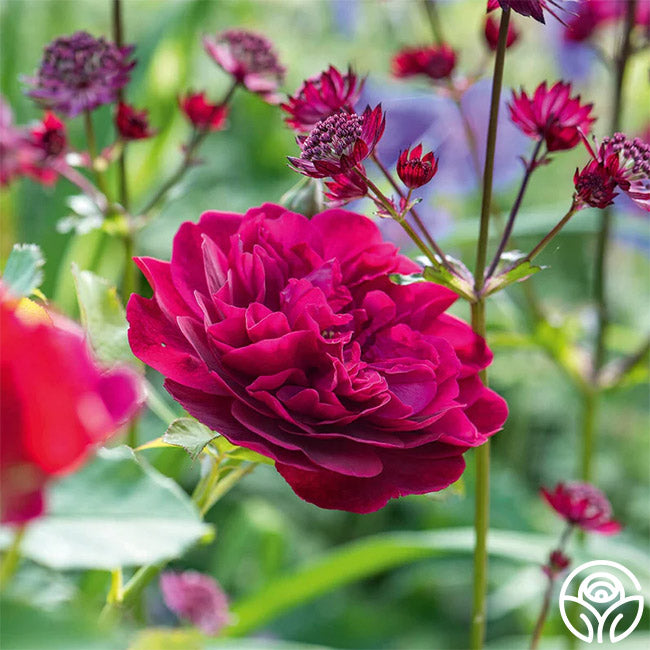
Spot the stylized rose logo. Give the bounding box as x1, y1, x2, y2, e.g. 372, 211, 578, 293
559, 560, 644, 644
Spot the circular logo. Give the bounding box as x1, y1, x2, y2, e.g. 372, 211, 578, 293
559, 560, 644, 644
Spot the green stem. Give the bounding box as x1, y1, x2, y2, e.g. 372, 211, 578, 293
113, 0, 129, 211
0, 525, 26, 590
370, 153, 453, 272
470, 9, 510, 649
520, 202, 578, 266
138, 81, 238, 218
422, 0, 445, 45
83, 110, 110, 199
581, 388, 596, 483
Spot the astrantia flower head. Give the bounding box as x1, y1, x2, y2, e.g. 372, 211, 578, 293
391, 44, 457, 81
127, 204, 508, 513
397, 144, 438, 189
484, 14, 519, 50
288, 105, 385, 178
31, 112, 66, 158
508, 81, 595, 152
179, 92, 228, 132
487, 0, 568, 24
160, 571, 231, 635
116, 102, 155, 140
541, 482, 621, 534
325, 167, 368, 207
25, 31, 135, 117
574, 133, 650, 211
203, 29, 285, 103
282, 66, 364, 133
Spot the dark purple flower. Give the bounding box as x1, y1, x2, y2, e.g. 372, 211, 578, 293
541, 482, 621, 534
282, 66, 364, 133
203, 29, 285, 104
160, 571, 230, 635
288, 105, 385, 178
487, 0, 569, 24
25, 31, 135, 117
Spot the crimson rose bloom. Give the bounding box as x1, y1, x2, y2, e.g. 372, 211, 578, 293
541, 482, 621, 535
127, 204, 507, 513
1, 292, 142, 524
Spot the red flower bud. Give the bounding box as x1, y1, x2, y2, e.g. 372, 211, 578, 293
397, 144, 438, 189
179, 92, 228, 132
391, 44, 456, 81
115, 102, 155, 140
484, 15, 519, 50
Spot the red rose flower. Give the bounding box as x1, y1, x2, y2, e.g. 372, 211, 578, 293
508, 81, 595, 152
484, 15, 519, 50
179, 92, 228, 132
0, 292, 142, 524
397, 144, 438, 189
288, 105, 385, 179
282, 65, 364, 133
541, 482, 621, 535
574, 132, 650, 211
116, 102, 155, 140
203, 29, 285, 104
127, 204, 507, 513
391, 44, 456, 81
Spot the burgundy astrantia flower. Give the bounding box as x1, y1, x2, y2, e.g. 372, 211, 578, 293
484, 14, 519, 50
25, 31, 135, 118
127, 204, 508, 513
31, 112, 66, 157
1, 290, 142, 524
542, 549, 570, 578
508, 81, 595, 152
0, 98, 50, 186
487, 0, 568, 24
288, 105, 385, 179
160, 571, 231, 635
116, 102, 155, 140
325, 167, 369, 207
179, 92, 228, 132
397, 144, 438, 189
541, 482, 621, 535
203, 29, 285, 103
282, 66, 364, 133
574, 133, 650, 211
391, 44, 456, 81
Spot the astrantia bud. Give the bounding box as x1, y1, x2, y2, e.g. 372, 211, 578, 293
542, 550, 570, 578
484, 15, 519, 50
325, 167, 368, 206
116, 102, 155, 140
397, 144, 438, 189
391, 44, 456, 81
179, 92, 228, 132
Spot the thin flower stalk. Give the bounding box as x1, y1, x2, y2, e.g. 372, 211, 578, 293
471, 8, 511, 650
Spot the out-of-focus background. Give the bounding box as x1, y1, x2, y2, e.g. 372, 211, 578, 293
1, 1, 649, 648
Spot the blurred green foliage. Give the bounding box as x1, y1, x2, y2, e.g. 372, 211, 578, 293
1, 0, 649, 648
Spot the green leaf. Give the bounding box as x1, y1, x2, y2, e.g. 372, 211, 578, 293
483, 259, 543, 297
0, 447, 211, 569
422, 265, 475, 302
212, 436, 274, 466
163, 418, 217, 460
71, 265, 133, 364
1, 244, 45, 298
0, 598, 122, 650
223, 528, 650, 637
